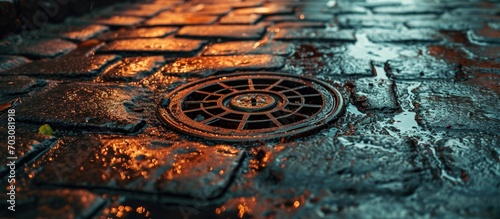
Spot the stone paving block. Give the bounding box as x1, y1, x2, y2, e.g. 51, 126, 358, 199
299, 5, 368, 14
143, 13, 218, 26
406, 20, 483, 31
232, 4, 294, 15
325, 57, 374, 76
354, 77, 399, 112
274, 21, 326, 28
282, 43, 373, 76
34, 136, 244, 199
372, 5, 444, 14
386, 57, 457, 79
202, 41, 294, 56
223, 0, 264, 8
0, 124, 56, 178
275, 28, 356, 42
173, 3, 232, 15
451, 8, 499, 15
265, 14, 334, 22
113, 7, 166, 17
430, 133, 500, 190
159, 55, 286, 77
0, 55, 30, 72
463, 46, 500, 60
43, 24, 109, 41
219, 14, 262, 25
489, 22, 500, 30
0, 189, 105, 219
1, 55, 119, 78
92, 15, 145, 27
266, 135, 424, 195
0, 76, 45, 96
15, 83, 146, 133
96, 27, 178, 41
339, 14, 438, 28
367, 29, 444, 43
63, 40, 106, 57
470, 27, 500, 44
414, 81, 500, 133
101, 56, 165, 82
0, 38, 76, 58
177, 25, 266, 40
99, 38, 205, 56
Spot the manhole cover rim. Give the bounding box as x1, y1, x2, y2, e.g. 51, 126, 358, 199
158, 72, 345, 142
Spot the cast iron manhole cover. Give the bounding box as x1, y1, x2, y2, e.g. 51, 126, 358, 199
158, 72, 345, 141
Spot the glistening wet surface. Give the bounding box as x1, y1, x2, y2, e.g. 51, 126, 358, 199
0, 0, 499, 218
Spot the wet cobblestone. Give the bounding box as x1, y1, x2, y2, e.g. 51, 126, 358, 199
1, 55, 119, 78
0, 38, 77, 58
1, 0, 499, 218
99, 38, 205, 55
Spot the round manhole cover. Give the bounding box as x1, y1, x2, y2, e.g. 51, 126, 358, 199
157, 72, 345, 141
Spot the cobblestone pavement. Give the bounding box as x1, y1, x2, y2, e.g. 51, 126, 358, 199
1, 0, 499, 218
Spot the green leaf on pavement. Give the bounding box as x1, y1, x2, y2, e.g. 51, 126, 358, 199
38, 124, 54, 136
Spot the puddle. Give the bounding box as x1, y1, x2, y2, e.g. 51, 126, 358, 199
347, 33, 419, 62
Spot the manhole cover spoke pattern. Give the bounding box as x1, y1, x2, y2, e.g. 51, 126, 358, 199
158, 72, 344, 141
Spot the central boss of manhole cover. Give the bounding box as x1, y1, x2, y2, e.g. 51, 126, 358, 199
157, 72, 345, 141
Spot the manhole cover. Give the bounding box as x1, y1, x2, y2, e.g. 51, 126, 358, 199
157, 72, 345, 141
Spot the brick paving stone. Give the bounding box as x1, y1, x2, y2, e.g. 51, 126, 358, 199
177, 25, 266, 40
367, 29, 444, 43
143, 13, 218, 26
489, 22, 500, 30
0, 55, 30, 72
354, 78, 399, 112
274, 21, 326, 28
372, 5, 444, 14
2, 1, 500, 218
15, 83, 146, 133
326, 57, 374, 76
92, 15, 145, 27
451, 8, 499, 15
224, 0, 264, 8
43, 24, 109, 42
202, 41, 294, 56
386, 57, 457, 79
470, 26, 500, 44
0, 76, 45, 96
113, 6, 167, 17
0, 38, 77, 58
159, 55, 286, 77
34, 136, 244, 199
0, 189, 105, 219
232, 4, 294, 15
266, 135, 423, 195
219, 14, 262, 25
114, 8, 163, 18
339, 14, 438, 28
96, 27, 178, 41
99, 38, 205, 56
430, 133, 500, 191
265, 14, 334, 22
1, 55, 118, 78
63, 40, 106, 57
355, 1, 402, 8
275, 28, 356, 42
406, 20, 483, 31
463, 46, 500, 60
414, 81, 500, 133
300, 5, 368, 14
0, 125, 56, 177
101, 56, 165, 82
173, 3, 232, 15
